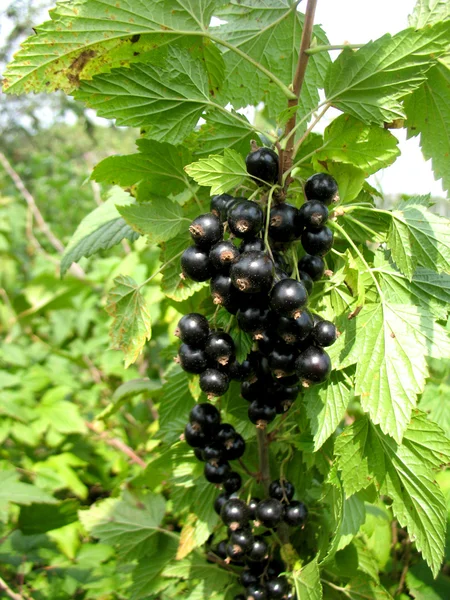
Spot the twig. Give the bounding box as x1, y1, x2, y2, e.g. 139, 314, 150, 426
0, 152, 85, 279
238, 458, 258, 478
84, 421, 146, 468
0, 577, 33, 600
281, 0, 318, 185
396, 538, 412, 596
256, 428, 271, 494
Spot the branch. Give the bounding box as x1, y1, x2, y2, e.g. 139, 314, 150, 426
84, 421, 146, 468
281, 0, 318, 186
256, 428, 271, 495
0, 152, 85, 279
0, 577, 33, 600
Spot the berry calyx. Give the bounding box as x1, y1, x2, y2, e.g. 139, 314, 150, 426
209, 240, 240, 273
246, 146, 279, 185
295, 346, 331, 385
205, 331, 235, 366
301, 226, 334, 257
175, 313, 210, 347
181, 246, 213, 281
177, 344, 208, 374
255, 498, 284, 528
189, 213, 223, 249
268, 203, 301, 242
221, 498, 250, 530
231, 251, 274, 294
299, 200, 329, 230
270, 279, 308, 319
304, 173, 338, 205
298, 254, 325, 281
199, 368, 230, 398
269, 479, 295, 503
228, 200, 264, 239
312, 320, 337, 347
284, 500, 308, 527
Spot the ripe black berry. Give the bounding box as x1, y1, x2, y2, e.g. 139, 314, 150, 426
181, 246, 213, 281
298, 254, 325, 281
175, 313, 209, 347
230, 528, 254, 553
247, 535, 268, 562
284, 500, 308, 527
313, 320, 337, 347
295, 346, 331, 384
178, 344, 208, 374
241, 379, 263, 402
266, 577, 289, 600
301, 226, 333, 257
246, 146, 279, 185
228, 200, 264, 239
245, 583, 268, 600
257, 331, 278, 356
194, 447, 205, 461
189, 213, 223, 249
248, 498, 261, 521
304, 173, 338, 205
223, 471, 242, 494
268, 344, 297, 378
248, 401, 276, 428
205, 332, 235, 366
255, 498, 284, 529
184, 422, 209, 448
221, 498, 250, 530
231, 251, 274, 294
240, 238, 266, 253
235, 596, 246, 600
213, 540, 228, 560
274, 268, 289, 283
204, 460, 231, 483
216, 423, 236, 445
203, 444, 223, 462
190, 403, 221, 432
211, 193, 234, 221
276, 311, 314, 345
199, 368, 230, 397
223, 433, 246, 460
268, 203, 301, 242
298, 270, 313, 294
299, 200, 329, 230
270, 279, 308, 318
241, 570, 260, 588
210, 274, 236, 307
269, 479, 295, 503
229, 358, 255, 382
209, 240, 240, 273
214, 492, 231, 515
237, 305, 272, 337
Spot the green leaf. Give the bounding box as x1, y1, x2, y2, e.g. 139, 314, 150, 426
118, 198, 185, 244
130, 535, 178, 600
60, 187, 139, 276
79, 493, 167, 562
97, 378, 162, 422
216, 1, 331, 120
303, 370, 352, 451
105, 275, 152, 368
340, 577, 394, 599
327, 164, 366, 203
185, 149, 248, 195
18, 500, 79, 535
314, 115, 400, 176
91, 140, 192, 195
339, 207, 390, 244
405, 59, 450, 197
406, 560, 450, 600
158, 369, 195, 444
160, 231, 206, 302
409, 0, 450, 27
162, 553, 231, 592
194, 110, 259, 158
293, 557, 322, 600
420, 381, 450, 438
3, 0, 217, 94
388, 197, 450, 279
335, 415, 450, 576
324, 23, 450, 124
333, 302, 450, 442
0, 470, 57, 510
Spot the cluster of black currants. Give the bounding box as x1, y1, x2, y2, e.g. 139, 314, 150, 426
211, 481, 306, 600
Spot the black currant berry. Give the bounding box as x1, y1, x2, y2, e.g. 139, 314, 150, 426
199, 368, 230, 398
266, 577, 289, 600
270, 279, 308, 319
230, 528, 254, 553
266, 560, 285, 578
301, 227, 333, 257
203, 444, 223, 462
268, 344, 297, 378
223, 471, 242, 494
190, 403, 221, 432
211, 193, 234, 221
274, 268, 289, 283
231, 251, 274, 294
269, 479, 295, 503
234, 596, 246, 600
229, 359, 255, 382
189, 213, 223, 249
228, 200, 264, 239
213, 540, 228, 560
248, 498, 261, 521
248, 401, 276, 428
298, 254, 325, 281
209, 240, 240, 273
214, 492, 231, 515
245, 583, 268, 600
272, 251, 291, 274
304, 173, 338, 205
205, 332, 235, 366
177, 344, 208, 374
255, 498, 284, 529
246, 146, 279, 185
175, 313, 209, 347
295, 346, 331, 384
247, 536, 269, 564
313, 320, 337, 347
210, 274, 236, 307
257, 331, 278, 356
204, 460, 231, 484
240, 238, 266, 253
181, 246, 213, 281
216, 423, 236, 445
299, 200, 329, 230
241, 570, 260, 588
221, 498, 250, 530
184, 422, 209, 448
223, 433, 246, 461
241, 380, 264, 402
194, 447, 205, 461
298, 270, 313, 294
268, 203, 301, 242
276, 311, 314, 345
284, 501, 308, 527
237, 305, 272, 337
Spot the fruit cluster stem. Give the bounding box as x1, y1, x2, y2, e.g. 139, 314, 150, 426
256, 428, 271, 495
